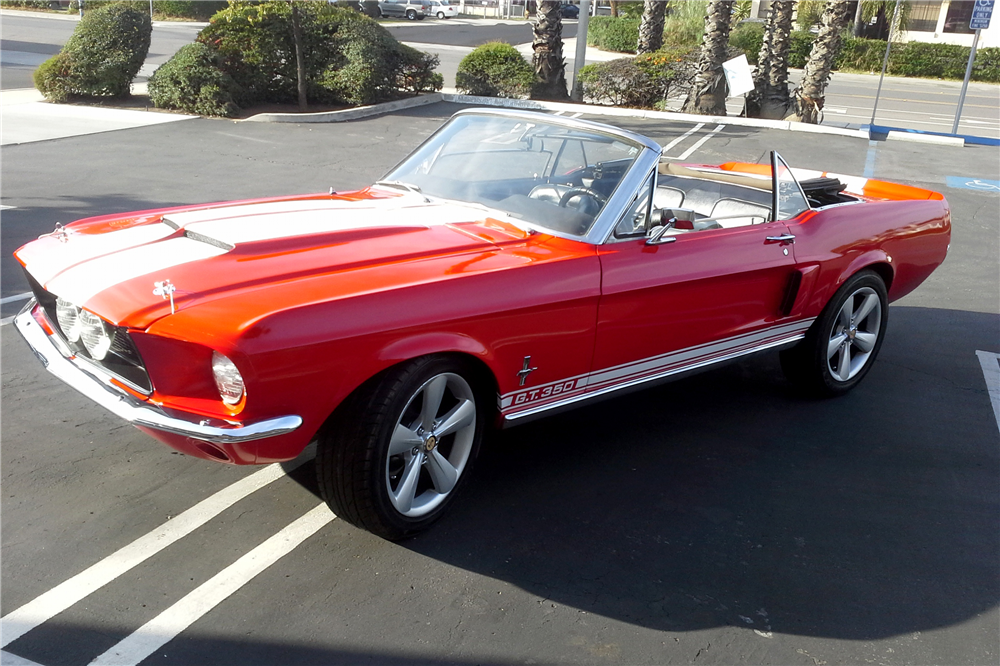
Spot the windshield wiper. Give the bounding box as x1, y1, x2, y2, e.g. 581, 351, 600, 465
374, 180, 429, 202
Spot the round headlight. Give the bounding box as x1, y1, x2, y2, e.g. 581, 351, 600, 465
56, 297, 82, 342
212, 351, 245, 406
79, 309, 115, 360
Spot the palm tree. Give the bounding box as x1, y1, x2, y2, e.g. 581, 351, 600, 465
636, 0, 667, 55
792, 0, 852, 124
531, 0, 568, 100
746, 0, 794, 119
682, 0, 734, 116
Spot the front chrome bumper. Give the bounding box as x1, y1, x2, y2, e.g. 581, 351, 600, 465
13, 303, 302, 445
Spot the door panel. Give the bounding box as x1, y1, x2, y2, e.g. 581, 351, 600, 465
594, 223, 798, 382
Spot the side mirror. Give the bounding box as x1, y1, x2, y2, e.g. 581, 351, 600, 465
645, 209, 677, 245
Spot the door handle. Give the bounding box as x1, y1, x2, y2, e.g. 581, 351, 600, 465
765, 234, 795, 245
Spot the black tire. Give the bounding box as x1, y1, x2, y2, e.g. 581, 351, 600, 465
316, 356, 486, 540
780, 270, 888, 397
406, 8, 417, 19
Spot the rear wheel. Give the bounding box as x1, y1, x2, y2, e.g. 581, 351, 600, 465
780, 270, 888, 397
437, 11, 445, 18
317, 356, 485, 540
406, 8, 417, 19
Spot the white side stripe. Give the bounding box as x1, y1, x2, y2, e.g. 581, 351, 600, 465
0, 460, 306, 649
500, 319, 815, 411
89, 504, 335, 666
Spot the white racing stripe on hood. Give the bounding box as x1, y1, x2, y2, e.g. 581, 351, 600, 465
22, 223, 176, 286
179, 202, 485, 247
164, 198, 362, 227
47, 237, 227, 308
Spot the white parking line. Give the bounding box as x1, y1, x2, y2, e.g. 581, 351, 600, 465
661, 123, 704, 155
0, 456, 312, 648
976, 350, 1000, 434
0, 204, 16, 210
89, 504, 335, 666
672, 125, 727, 161
1, 292, 32, 305
0, 650, 45, 666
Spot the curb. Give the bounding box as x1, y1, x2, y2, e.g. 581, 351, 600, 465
241, 93, 444, 123
887, 130, 965, 146
438, 94, 872, 140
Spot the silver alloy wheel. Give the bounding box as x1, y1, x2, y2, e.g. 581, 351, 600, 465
826, 286, 882, 382
385, 372, 477, 518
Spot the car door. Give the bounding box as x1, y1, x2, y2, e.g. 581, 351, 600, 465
590, 154, 807, 391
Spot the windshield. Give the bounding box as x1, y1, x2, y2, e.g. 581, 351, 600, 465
381, 114, 644, 238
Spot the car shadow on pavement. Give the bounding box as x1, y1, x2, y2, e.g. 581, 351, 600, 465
396, 305, 1000, 640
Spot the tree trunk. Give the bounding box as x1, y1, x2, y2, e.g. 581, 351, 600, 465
852, 0, 864, 37
682, 0, 734, 116
759, 0, 793, 119
531, 1, 569, 100
636, 0, 667, 55
793, 0, 852, 124
291, 2, 307, 111
610, 1, 619, 18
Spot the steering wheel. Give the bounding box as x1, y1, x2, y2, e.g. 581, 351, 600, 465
558, 187, 607, 208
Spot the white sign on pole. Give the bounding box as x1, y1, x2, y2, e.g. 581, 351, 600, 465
722, 54, 754, 97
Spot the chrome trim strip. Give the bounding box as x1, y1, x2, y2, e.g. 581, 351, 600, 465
502, 332, 807, 424
14, 304, 302, 445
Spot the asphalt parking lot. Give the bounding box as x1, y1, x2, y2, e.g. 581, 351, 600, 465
2, 102, 998, 665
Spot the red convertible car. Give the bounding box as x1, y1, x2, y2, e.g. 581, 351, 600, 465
14, 109, 950, 539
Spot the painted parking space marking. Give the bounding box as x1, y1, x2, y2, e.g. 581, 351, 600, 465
1, 204, 16, 210
1, 292, 32, 305
669, 125, 726, 161
89, 504, 335, 666
0, 650, 45, 666
863, 140, 879, 178
946, 176, 1000, 191
0, 454, 314, 649
976, 351, 1000, 434
661, 123, 704, 155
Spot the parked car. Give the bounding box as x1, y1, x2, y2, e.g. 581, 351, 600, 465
13, 110, 950, 540
377, 0, 429, 19
560, 2, 579, 18
428, 0, 458, 18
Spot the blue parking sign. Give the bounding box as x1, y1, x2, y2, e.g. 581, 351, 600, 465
971, 0, 994, 30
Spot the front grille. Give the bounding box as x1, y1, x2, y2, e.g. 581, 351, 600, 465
25, 270, 153, 394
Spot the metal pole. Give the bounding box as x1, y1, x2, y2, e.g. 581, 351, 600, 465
952, 28, 981, 135
571, 0, 591, 101
149, 0, 153, 19
869, 0, 901, 127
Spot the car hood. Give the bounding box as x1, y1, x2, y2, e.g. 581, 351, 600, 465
16, 190, 535, 330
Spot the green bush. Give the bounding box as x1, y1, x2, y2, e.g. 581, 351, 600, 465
0, 1, 55, 9
661, 0, 708, 48
33, 52, 72, 102
587, 16, 641, 53
320, 18, 439, 105
34, 2, 151, 100
455, 42, 534, 98
148, 42, 241, 117
972, 47, 1000, 82
580, 46, 696, 109
730, 21, 764, 64
836, 37, 886, 72
788, 30, 815, 68
153, 1, 227, 20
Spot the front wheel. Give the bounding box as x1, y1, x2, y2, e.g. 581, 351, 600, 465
316, 356, 485, 540
406, 9, 417, 19
437, 11, 445, 18
780, 270, 888, 397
